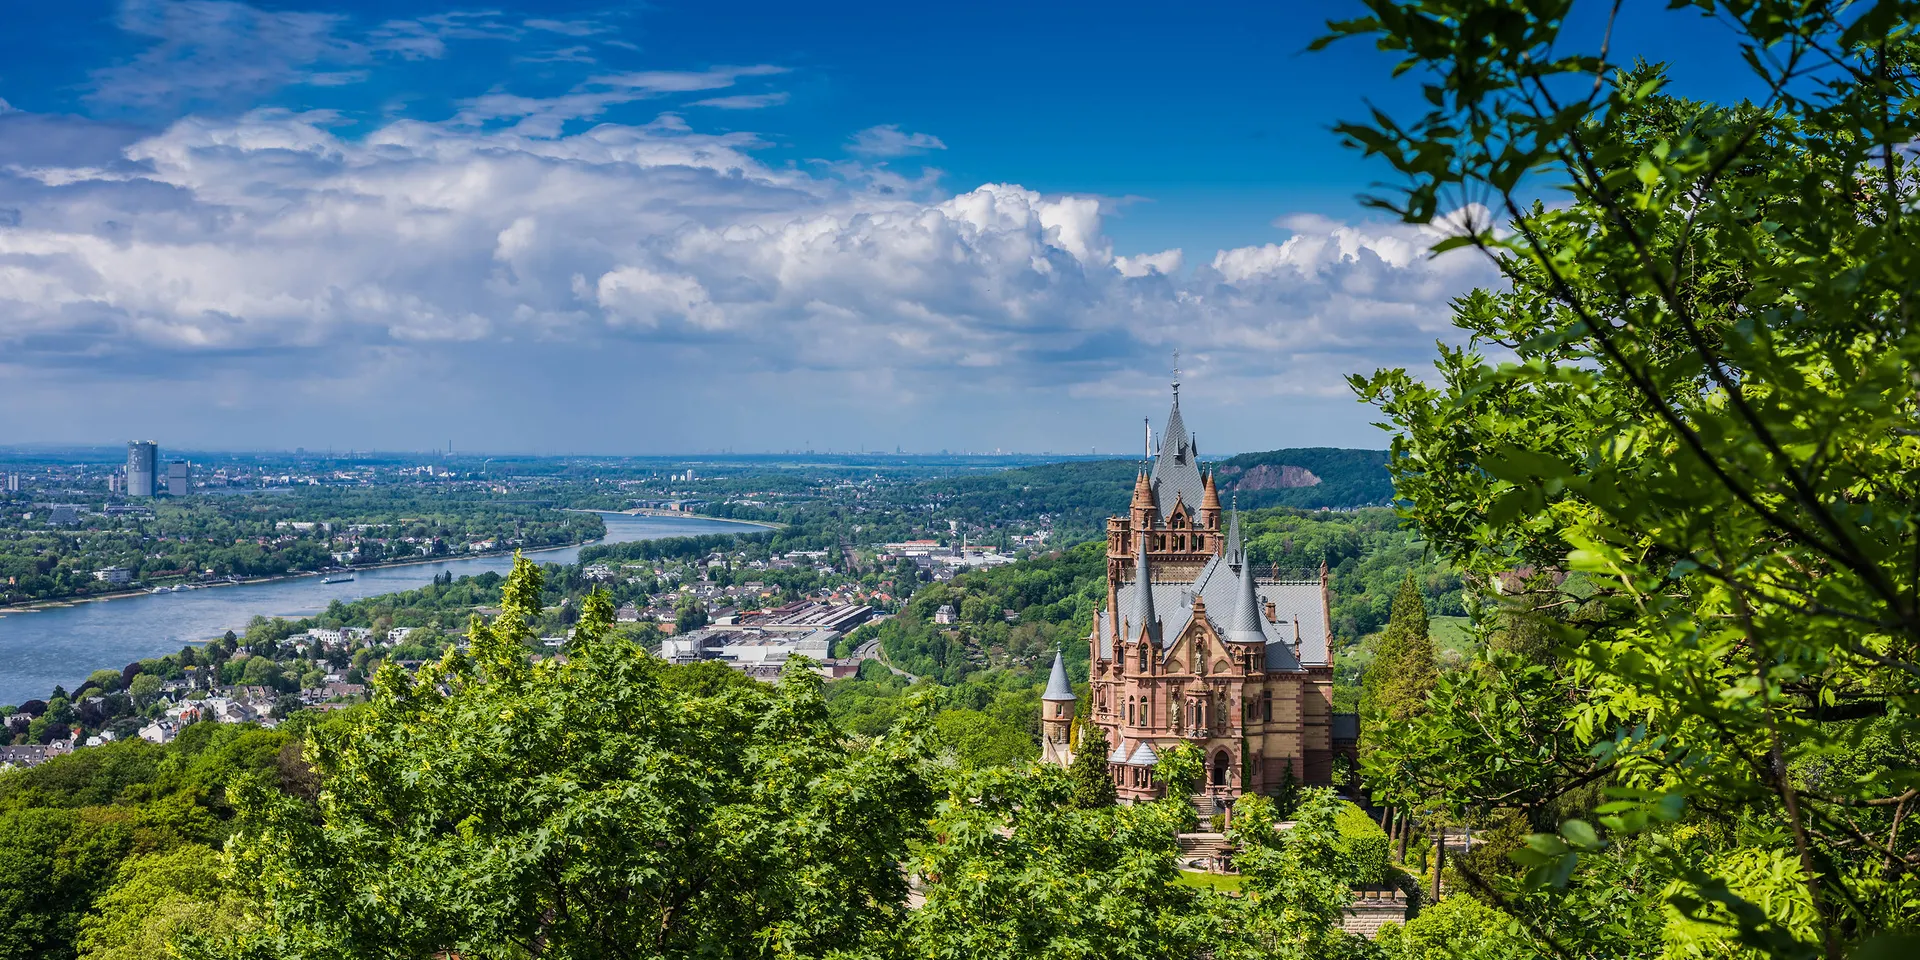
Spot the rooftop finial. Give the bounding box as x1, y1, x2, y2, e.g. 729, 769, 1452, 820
1225, 494, 1244, 567
1171, 349, 1181, 396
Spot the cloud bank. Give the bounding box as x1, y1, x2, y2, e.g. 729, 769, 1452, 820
0, 102, 1492, 450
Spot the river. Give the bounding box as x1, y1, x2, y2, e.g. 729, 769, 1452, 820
0, 512, 765, 706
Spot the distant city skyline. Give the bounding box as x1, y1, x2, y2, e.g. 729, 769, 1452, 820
0, 1, 1768, 453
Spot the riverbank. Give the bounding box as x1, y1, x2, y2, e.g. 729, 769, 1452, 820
565, 507, 786, 530
0, 538, 599, 617
0, 513, 775, 706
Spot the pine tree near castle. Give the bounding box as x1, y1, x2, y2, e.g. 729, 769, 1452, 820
1360, 573, 1436, 755
1066, 723, 1118, 809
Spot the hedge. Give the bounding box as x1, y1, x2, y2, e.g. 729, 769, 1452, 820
1334, 801, 1390, 885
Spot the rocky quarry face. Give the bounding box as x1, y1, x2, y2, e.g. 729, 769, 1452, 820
1222, 463, 1322, 491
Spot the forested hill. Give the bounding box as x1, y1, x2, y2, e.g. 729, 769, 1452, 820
1211, 448, 1393, 509
891, 447, 1391, 539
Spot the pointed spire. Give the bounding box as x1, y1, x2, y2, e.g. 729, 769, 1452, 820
1131, 468, 1155, 512
1224, 496, 1244, 567
1042, 648, 1075, 701
1223, 548, 1266, 647
1202, 471, 1221, 513
1149, 377, 1204, 520
1132, 532, 1160, 647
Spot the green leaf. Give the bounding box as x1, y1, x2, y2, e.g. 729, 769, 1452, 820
1479, 444, 1574, 482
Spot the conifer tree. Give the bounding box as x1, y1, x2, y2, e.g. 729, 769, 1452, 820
1360, 573, 1436, 753
1066, 722, 1118, 809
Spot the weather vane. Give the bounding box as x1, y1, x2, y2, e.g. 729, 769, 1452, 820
1171, 349, 1181, 394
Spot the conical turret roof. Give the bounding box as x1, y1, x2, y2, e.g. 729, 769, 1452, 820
1132, 531, 1160, 646
1131, 468, 1155, 511
1042, 648, 1075, 701
1223, 549, 1266, 647
1224, 501, 1244, 567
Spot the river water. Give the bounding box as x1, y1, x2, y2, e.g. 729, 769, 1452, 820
0, 513, 763, 706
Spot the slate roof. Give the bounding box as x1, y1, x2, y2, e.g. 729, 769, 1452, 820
1109, 742, 1130, 763
1150, 390, 1207, 521
1128, 742, 1159, 766
1108, 557, 1329, 670
1128, 532, 1160, 647
1043, 649, 1075, 701
1085, 386, 1332, 673
1221, 556, 1267, 647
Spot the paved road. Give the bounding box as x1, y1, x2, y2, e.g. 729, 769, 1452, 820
853, 630, 918, 682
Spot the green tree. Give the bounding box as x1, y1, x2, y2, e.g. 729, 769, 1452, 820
1375, 894, 1530, 960
81, 670, 122, 695
673, 594, 708, 634
1065, 722, 1119, 809
1360, 573, 1436, 754
237, 657, 280, 691
76, 845, 253, 960
203, 556, 933, 960
1216, 789, 1378, 960
126, 675, 161, 710
904, 760, 1216, 959
929, 709, 1037, 768
0, 808, 135, 960
27, 698, 75, 744
1329, 2, 1920, 956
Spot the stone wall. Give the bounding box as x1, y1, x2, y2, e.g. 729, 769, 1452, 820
1342, 886, 1413, 938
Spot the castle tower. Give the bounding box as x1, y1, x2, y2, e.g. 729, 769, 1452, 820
1200, 472, 1222, 544
1040, 648, 1076, 767
1088, 381, 1346, 805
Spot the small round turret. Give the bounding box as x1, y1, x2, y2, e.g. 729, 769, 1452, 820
1040, 648, 1076, 766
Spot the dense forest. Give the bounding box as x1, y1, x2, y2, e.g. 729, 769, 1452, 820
807, 447, 1393, 543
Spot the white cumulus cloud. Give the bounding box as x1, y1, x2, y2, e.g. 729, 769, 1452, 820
0, 102, 1494, 450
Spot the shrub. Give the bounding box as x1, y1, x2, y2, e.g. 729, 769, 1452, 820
1332, 801, 1388, 885
1377, 893, 1527, 960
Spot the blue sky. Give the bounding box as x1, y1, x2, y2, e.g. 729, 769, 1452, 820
0, 1, 1763, 454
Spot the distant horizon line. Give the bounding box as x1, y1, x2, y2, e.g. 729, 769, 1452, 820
0, 443, 1391, 461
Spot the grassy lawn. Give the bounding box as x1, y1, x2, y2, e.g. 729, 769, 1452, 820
1428, 615, 1477, 670
1173, 870, 1246, 893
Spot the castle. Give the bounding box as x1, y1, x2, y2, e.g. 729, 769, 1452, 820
1041, 382, 1345, 811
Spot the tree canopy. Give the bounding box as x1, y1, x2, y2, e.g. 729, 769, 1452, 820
1332, 1, 1920, 956
204, 557, 933, 960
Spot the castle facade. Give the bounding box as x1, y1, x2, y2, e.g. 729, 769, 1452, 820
1053, 385, 1342, 811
